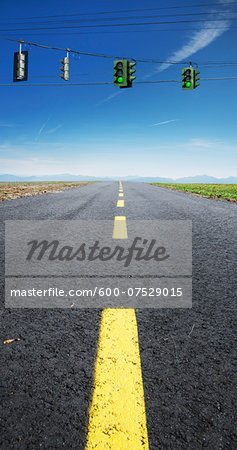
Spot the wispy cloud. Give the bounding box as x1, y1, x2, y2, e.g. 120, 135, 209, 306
95, 91, 122, 106
35, 116, 51, 141
187, 138, 227, 150
46, 124, 63, 135
0, 122, 17, 128
150, 119, 177, 127
172, 137, 230, 152
145, 0, 232, 78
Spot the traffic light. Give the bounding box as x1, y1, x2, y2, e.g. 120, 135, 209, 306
182, 67, 200, 90
195, 70, 200, 89
13, 51, 28, 82
60, 56, 69, 81
182, 67, 194, 90
114, 60, 128, 87
127, 61, 136, 87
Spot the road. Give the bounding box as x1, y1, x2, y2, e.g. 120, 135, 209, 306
0, 181, 236, 449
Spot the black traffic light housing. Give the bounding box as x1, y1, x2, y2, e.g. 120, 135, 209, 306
13, 51, 28, 82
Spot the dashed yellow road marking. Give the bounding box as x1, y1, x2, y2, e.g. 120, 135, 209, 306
118, 193, 124, 197
86, 309, 149, 449
112, 216, 128, 239
117, 199, 124, 207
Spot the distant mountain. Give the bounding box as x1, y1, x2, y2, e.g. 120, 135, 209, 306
173, 175, 237, 184
0, 173, 237, 183
0, 173, 111, 182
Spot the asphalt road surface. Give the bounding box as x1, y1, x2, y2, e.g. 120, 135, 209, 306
1, 182, 236, 449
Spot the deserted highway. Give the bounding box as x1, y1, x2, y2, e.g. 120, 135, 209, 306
1, 181, 236, 449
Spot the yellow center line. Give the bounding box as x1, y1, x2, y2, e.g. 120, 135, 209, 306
117, 199, 124, 207
86, 309, 149, 449
112, 216, 128, 239
118, 193, 124, 197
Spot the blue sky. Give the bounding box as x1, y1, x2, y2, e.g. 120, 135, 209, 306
0, 0, 236, 178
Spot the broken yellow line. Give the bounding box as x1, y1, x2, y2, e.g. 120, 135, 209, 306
118, 193, 124, 197
86, 308, 149, 449
117, 199, 124, 207
112, 216, 128, 239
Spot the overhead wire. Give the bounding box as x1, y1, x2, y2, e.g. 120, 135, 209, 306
1, 10, 236, 27
0, 35, 199, 64
1, 2, 236, 20
1, 26, 236, 36
1, 63, 237, 80
0, 78, 237, 87
1, 35, 237, 66
0, 17, 236, 33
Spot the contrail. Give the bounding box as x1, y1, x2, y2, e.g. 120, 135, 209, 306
150, 119, 177, 127
46, 124, 63, 134
95, 91, 122, 106
35, 116, 51, 141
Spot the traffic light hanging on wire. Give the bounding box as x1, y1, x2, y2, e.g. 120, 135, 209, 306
127, 60, 136, 87
60, 52, 69, 81
13, 50, 28, 82
113, 59, 136, 88
182, 67, 194, 90
182, 66, 200, 90
114, 60, 128, 87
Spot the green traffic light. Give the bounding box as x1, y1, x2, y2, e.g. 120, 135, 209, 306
186, 82, 191, 87
118, 76, 123, 83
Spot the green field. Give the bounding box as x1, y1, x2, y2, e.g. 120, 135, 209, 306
150, 183, 237, 202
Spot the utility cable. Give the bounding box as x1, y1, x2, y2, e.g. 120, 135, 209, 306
0, 77, 237, 86
0, 17, 236, 32
2, 2, 236, 20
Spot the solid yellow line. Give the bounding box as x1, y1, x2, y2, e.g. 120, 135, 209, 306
117, 199, 124, 207
86, 309, 149, 449
112, 216, 128, 239
118, 193, 124, 197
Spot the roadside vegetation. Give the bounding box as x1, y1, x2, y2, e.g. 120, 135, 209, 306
0, 181, 96, 201
150, 183, 237, 202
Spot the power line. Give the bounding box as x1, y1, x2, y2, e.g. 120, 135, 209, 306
2, 2, 236, 20
0, 82, 178, 86
200, 76, 237, 79
0, 35, 197, 65
2, 26, 236, 36
1, 11, 236, 27
0, 17, 235, 32
1, 64, 237, 80
0, 78, 237, 87
198, 63, 237, 67
0, 72, 113, 79
137, 77, 237, 82
1, 35, 237, 67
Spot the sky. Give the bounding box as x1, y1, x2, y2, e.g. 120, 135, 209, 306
0, 0, 237, 179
